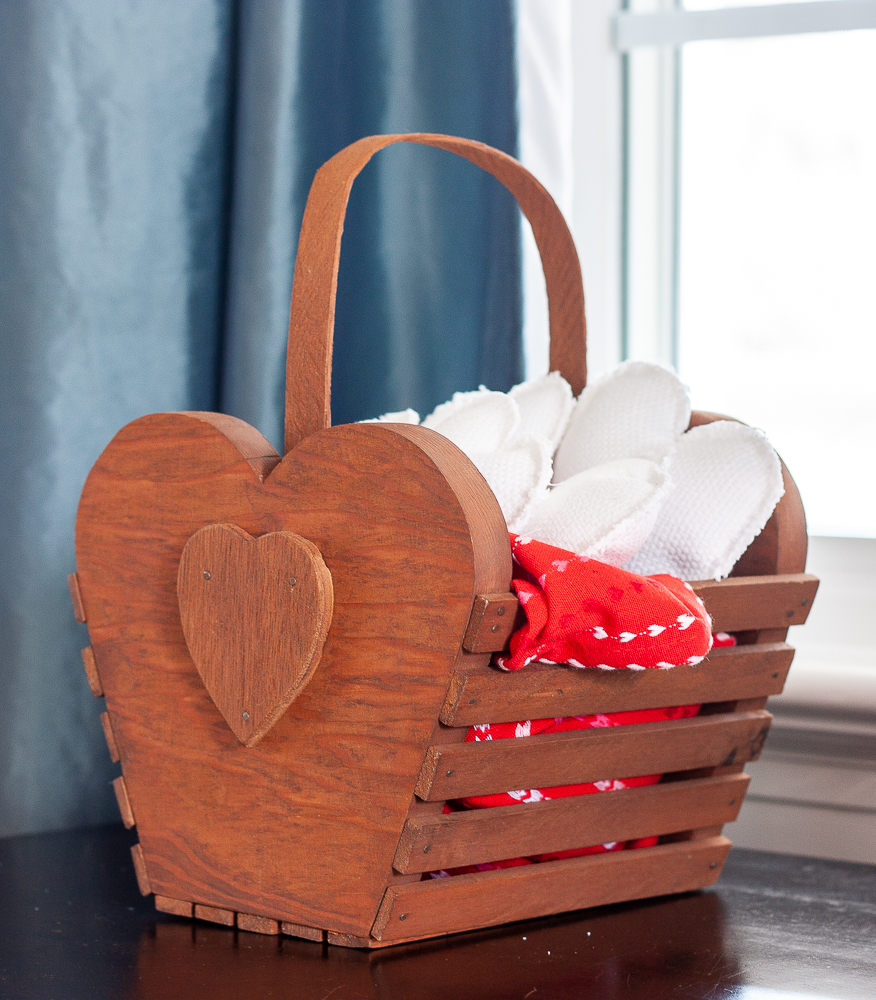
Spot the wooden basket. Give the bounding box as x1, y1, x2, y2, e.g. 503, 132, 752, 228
70, 134, 818, 949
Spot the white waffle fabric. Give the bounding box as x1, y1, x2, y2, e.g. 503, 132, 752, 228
366, 361, 784, 581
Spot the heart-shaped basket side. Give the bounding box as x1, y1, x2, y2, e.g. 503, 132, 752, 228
73, 134, 593, 936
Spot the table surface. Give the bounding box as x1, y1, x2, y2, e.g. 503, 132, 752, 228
1, 824, 873, 1000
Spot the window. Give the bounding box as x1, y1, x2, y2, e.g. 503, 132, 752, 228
517, 0, 876, 863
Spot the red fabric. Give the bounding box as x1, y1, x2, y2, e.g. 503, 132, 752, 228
428, 707, 699, 878
712, 631, 737, 648
426, 537, 733, 879
459, 705, 700, 810
496, 534, 713, 672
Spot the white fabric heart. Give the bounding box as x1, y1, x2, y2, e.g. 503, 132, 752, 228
520, 457, 671, 567
508, 371, 575, 450
420, 387, 554, 530
623, 421, 784, 581
366, 366, 783, 581
422, 388, 519, 454
553, 361, 691, 482
470, 433, 554, 531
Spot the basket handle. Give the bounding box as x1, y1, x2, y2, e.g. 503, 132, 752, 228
285, 133, 587, 454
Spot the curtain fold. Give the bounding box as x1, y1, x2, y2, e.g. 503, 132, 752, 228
223, 0, 521, 445
0, 0, 519, 837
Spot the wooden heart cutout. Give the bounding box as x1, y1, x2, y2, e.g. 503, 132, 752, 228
178, 523, 333, 747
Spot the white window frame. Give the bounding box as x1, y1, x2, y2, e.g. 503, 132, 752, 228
517, 0, 876, 865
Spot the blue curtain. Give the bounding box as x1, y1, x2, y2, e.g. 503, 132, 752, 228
0, 0, 520, 837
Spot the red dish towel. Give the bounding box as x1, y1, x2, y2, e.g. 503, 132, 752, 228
496, 534, 713, 672
458, 705, 701, 810
427, 537, 731, 879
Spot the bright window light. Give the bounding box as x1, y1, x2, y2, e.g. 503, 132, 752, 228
677, 28, 876, 536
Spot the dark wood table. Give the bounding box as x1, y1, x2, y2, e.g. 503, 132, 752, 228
1, 824, 873, 999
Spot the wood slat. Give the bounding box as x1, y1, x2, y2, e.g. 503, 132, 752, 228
463, 593, 524, 652
155, 895, 193, 918
459, 575, 816, 654
394, 773, 747, 874
373, 835, 730, 942
100, 711, 120, 763
238, 913, 281, 935
441, 642, 793, 726
281, 921, 324, 942
194, 903, 235, 926
130, 843, 151, 896
416, 710, 770, 801
80, 646, 103, 698
328, 931, 374, 948
67, 572, 86, 623
113, 776, 136, 829
692, 574, 818, 632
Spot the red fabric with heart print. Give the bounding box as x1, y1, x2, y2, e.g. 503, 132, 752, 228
459, 705, 701, 810
427, 705, 700, 879
495, 534, 713, 672
426, 538, 732, 880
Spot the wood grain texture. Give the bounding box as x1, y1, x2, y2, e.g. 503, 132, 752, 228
451, 574, 815, 664
237, 913, 280, 935
281, 921, 324, 942
178, 524, 333, 746
100, 711, 120, 763
416, 710, 771, 801
441, 642, 793, 726
194, 904, 235, 927
285, 134, 586, 453
328, 931, 374, 948
75, 413, 510, 938
691, 575, 818, 632
113, 776, 135, 829
154, 895, 193, 918
68, 572, 86, 623
131, 844, 151, 896
463, 593, 523, 652
373, 836, 731, 942
394, 773, 747, 874
80, 646, 103, 698
338, 870, 735, 954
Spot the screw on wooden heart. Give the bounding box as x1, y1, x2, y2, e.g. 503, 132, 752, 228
177, 523, 333, 747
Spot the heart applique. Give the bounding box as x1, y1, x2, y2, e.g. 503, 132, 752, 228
177, 523, 334, 747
